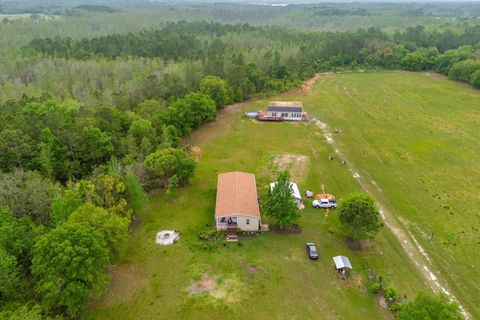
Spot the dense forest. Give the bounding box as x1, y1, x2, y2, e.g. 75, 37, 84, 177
2, 1, 480, 319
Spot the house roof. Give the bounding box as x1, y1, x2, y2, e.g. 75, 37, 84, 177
269, 181, 302, 200
267, 106, 303, 113
215, 172, 260, 218
333, 256, 352, 269
267, 101, 303, 113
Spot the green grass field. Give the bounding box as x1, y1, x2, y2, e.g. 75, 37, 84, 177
85, 71, 479, 319
302, 71, 480, 318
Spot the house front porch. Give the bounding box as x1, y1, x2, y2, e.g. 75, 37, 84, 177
216, 216, 238, 229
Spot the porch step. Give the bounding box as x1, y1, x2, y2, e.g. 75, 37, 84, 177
226, 235, 238, 242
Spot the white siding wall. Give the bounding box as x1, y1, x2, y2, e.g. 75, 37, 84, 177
216, 215, 260, 231
236, 216, 260, 231
267, 111, 302, 121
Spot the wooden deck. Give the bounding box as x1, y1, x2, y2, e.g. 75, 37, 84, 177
260, 224, 269, 232
226, 227, 238, 242
256, 115, 282, 122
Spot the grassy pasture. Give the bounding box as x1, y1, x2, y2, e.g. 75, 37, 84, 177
302, 71, 480, 318
84, 91, 430, 319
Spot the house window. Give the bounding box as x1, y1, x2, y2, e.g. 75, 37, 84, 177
246, 218, 250, 225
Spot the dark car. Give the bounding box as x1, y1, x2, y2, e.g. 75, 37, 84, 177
306, 242, 319, 260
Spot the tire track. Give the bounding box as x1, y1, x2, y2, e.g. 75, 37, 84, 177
315, 119, 471, 319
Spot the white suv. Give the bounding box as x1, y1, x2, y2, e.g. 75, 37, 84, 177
312, 199, 337, 209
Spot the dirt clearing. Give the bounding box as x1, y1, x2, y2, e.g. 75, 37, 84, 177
293, 72, 332, 94
188, 274, 217, 295
188, 274, 245, 303
270, 153, 310, 183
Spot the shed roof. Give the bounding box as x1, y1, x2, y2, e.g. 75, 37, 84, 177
215, 172, 260, 218
333, 256, 352, 269
269, 181, 302, 200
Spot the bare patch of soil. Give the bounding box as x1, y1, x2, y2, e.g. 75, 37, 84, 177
347, 239, 371, 250
347, 238, 362, 251
378, 296, 388, 309
271, 153, 310, 183
188, 274, 245, 303
422, 72, 446, 79
190, 146, 201, 162
128, 215, 142, 233
246, 264, 264, 274
292, 73, 332, 94
186, 101, 250, 145
189, 274, 216, 295
360, 239, 372, 249
274, 225, 302, 234
223, 102, 244, 113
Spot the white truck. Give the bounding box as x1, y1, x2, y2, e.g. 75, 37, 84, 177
312, 198, 337, 209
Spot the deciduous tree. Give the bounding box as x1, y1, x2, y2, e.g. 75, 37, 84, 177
0, 128, 34, 171
70, 174, 131, 218
0, 170, 60, 225
338, 193, 383, 242
144, 148, 196, 188
262, 171, 300, 229
68, 204, 129, 262
0, 207, 40, 273
397, 293, 462, 320
200, 75, 231, 109
0, 248, 22, 302
32, 222, 109, 318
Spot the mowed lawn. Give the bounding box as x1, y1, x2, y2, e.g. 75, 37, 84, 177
299, 71, 480, 318
84, 92, 429, 319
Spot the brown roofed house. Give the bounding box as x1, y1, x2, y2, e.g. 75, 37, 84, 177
215, 171, 261, 231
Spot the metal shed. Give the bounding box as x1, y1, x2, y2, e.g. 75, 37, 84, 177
333, 255, 352, 271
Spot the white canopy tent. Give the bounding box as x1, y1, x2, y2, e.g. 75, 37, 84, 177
269, 181, 302, 203
333, 255, 352, 270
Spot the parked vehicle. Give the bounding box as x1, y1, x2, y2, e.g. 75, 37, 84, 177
245, 111, 259, 119
306, 242, 319, 260
312, 198, 337, 209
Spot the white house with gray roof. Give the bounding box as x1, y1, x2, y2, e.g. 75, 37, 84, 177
267, 101, 303, 121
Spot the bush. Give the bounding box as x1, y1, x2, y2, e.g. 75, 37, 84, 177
448, 59, 480, 83
198, 229, 227, 241
124, 172, 148, 215
384, 286, 398, 302
470, 69, 480, 88
369, 282, 382, 294
397, 293, 462, 320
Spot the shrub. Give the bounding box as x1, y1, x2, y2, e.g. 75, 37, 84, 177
198, 229, 227, 241
369, 282, 382, 294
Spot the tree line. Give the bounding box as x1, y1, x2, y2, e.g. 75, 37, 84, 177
23, 22, 480, 92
